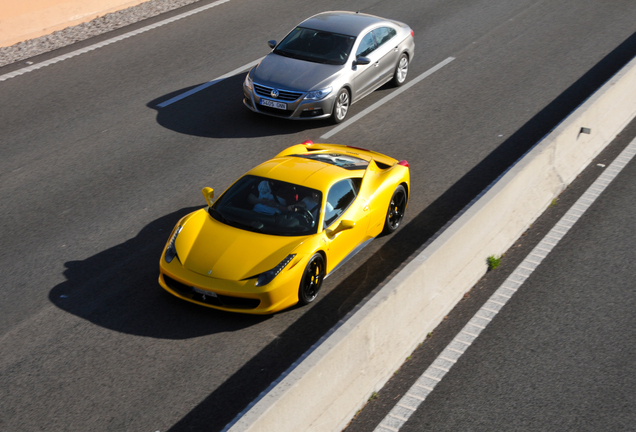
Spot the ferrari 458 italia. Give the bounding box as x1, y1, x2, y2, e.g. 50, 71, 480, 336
159, 142, 409, 314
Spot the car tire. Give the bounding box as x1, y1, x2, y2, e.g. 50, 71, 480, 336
298, 253, 325, 305
392, 53, 409, 86
331, 88, 350, 124
383, 185, 407, 234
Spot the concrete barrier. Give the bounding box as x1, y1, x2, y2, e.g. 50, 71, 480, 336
0, 0, 149, 47
228, 54, 636, 432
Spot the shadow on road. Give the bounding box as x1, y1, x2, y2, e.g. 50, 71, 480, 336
147, 74, 327, 138
49, 206, 270, 338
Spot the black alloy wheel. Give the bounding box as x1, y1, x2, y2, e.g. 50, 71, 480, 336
298, 253, 326, 305
383, 185, 407, 234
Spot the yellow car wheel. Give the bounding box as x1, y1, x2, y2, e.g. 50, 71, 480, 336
298, 253, 325, 305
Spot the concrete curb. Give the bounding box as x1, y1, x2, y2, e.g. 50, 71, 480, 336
228, 54, 636, 432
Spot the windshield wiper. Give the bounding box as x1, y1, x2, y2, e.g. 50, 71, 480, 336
214, 209, 264, 233
274, 50, 321, 64
274, 50, 296, 59
208, 207, 228, 224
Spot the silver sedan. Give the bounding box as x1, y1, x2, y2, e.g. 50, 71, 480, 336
243, 11, 415, 123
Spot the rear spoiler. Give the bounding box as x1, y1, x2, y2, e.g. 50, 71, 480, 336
275, 141, 407, 169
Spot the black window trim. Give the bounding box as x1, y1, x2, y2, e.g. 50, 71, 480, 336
324, 178, 360, 229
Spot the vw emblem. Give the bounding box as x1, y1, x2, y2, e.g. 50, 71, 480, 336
271, 89, 280, 99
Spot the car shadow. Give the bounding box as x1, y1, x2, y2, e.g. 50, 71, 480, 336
147, 73, 327, 138
48, 206, 270, 339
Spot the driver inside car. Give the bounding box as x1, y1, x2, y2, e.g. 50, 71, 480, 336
290, 190, 333, 225
249, 180, 287, 215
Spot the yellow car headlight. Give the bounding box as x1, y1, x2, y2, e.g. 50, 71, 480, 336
164, 226, 182, 263
256, 254, 296, 286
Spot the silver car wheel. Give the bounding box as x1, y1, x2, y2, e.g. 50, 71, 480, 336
393, 54, 409, 86
332, 89, 350, 123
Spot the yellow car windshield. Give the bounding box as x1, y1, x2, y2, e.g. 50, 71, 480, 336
210, 175, 323, 236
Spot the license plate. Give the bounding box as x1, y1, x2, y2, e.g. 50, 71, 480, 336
260, 98, 287, 110
192, 286, 217, 297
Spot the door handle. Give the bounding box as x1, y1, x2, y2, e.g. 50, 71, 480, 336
374, 61, 380, 67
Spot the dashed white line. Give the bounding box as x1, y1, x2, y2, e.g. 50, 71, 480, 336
161, 56, 456, 128
156, 57, 264, 107
320, 57, 455, 140
372, 136, 636, 432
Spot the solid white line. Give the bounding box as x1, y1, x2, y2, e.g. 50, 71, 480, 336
397, 403, 416, 411
0, 0, 232, 83
415, 383, 436, 391
372, 136, 636, 432
320, 57, 455, 140
461, 330, 480, 338
389, 413, 409, 421
431, 364, 450, 373
156, 57, 264, 107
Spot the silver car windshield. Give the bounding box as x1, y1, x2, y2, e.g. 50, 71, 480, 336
274, 27, 356, 66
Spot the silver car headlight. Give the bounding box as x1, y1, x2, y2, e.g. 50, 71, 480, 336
244, 70, 253, 89
256, 254, 296, 286
164, 226, 182, 263
304, 87, 332, 101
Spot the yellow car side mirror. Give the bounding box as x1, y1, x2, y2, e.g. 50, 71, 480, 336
202, 187, 214, 207
328, 219, 355, 237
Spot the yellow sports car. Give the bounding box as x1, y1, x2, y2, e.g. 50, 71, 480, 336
158, 142, 409, 314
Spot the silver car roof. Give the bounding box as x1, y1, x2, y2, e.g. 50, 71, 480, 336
299, 11, 398, 36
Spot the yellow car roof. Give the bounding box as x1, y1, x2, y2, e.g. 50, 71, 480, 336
247, 155, 363, 191
246, 142, 401, 191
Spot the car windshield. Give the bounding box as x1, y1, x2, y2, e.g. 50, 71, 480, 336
274, 27, 356, 65
210, 175, 323, 236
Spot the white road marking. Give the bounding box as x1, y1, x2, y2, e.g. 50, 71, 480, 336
156, 57, 264, 107
0, 0, 232, 82
319, 57, 455, 140
372, 136, 636, 432
159, 56, 454, 110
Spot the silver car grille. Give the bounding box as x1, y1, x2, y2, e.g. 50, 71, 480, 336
253, 83, 304, 102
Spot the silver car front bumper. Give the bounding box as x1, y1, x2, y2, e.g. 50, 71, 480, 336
243, 81, 335, 120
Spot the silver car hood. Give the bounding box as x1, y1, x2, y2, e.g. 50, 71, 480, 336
252, 53, 344, 92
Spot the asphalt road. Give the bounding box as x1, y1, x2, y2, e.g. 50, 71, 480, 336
346, 118, 636, 432
1, 0, 636, 431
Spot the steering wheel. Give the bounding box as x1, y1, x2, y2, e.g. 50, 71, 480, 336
295, 206, 315, 227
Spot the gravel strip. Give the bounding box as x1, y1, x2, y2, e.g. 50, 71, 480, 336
0, 0, 204, 68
